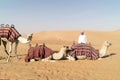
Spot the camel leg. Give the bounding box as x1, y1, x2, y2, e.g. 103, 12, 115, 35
1, 40, 9, 55
66, 55, 75, 61
7, 42, 13, 62
41, 56, 56, 62
41, 55, 52, 61
14, 40, 19, 60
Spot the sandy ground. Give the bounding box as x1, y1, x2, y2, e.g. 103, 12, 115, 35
0, 30, 120, 80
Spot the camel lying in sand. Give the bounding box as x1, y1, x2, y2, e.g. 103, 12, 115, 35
25, 44, 69, 62
42, 46, 69, 62
25, 41, 111, 62
67, 41, 112, 60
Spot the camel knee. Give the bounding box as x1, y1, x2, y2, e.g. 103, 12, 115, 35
77, 56, 87, 60
30, 59, 36, 62
41, 59, 49, 62
99, 53, 105, 58
9, 50, 12, 53
66, 56, 75, 61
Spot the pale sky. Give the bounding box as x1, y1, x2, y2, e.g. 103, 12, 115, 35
0, 0, 120, 33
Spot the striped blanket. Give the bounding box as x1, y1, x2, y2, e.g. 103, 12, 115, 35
25, 44, 54, 62
0, 27, 21, 42
69, 43, 99, 60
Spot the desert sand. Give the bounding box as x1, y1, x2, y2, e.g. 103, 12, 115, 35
0, 30, 120, 80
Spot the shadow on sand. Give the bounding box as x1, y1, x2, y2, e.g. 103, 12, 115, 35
101, 53, 116, 58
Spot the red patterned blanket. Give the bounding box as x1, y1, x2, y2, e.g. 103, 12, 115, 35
25, 44, 54, 62
69, 43, 99, 60
0, 27, 21, 42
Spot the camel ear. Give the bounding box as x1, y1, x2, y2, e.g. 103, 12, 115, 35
43, 43, 45, 46
29, 43, 31, 48
106, 41, 110, 43
35, 43, 38, 47
66, 46, 69, 48
63, 46, 66, 48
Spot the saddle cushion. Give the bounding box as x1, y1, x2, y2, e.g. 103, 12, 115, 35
25, 45, 54, 62
69, 43, 99, 60
0, 27, 21, 42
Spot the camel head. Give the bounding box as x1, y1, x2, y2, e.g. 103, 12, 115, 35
104, 41, 112, 47
18, 33, 33, 44
99, 40, 112, 58
27, 33, 33, 41
61, 46, 69, 57
62, 46, 69, 51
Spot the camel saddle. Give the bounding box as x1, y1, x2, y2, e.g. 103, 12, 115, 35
69, 43, 99, 60
0, 27, 21, 42
25, 44, 54, 62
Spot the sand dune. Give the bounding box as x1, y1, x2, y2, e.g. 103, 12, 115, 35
0, 30, 120, 80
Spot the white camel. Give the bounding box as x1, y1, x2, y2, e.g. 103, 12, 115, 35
1, 33, 33, 62
67, 41, 112, 60
41, 46, 69, 62
0, 24, 33, 62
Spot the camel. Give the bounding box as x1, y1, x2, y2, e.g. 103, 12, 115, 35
0, 24, 33, 62
67, 41, 112, 61
42, 46, 69, 62
26, 44, 69, 62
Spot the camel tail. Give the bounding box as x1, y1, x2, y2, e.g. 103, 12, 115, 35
0, 38, 1, 46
